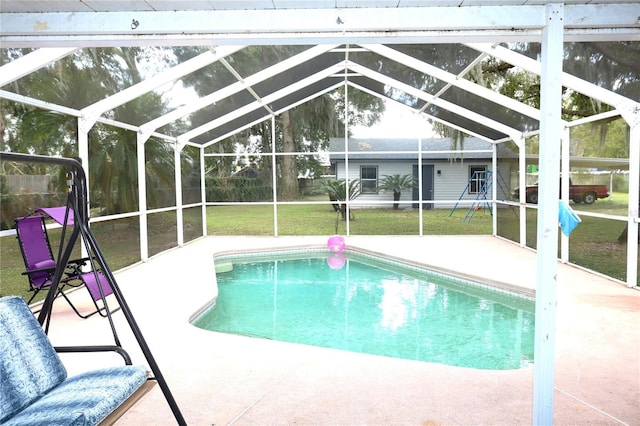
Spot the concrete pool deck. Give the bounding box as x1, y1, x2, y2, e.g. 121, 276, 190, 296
41, 235, 639, 425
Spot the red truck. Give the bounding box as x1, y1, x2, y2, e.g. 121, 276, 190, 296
514, 179, 609, 204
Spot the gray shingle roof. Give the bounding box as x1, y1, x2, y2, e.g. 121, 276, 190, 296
328, 137, 515, 161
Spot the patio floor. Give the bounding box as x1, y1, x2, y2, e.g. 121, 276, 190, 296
41, 235, 639, 425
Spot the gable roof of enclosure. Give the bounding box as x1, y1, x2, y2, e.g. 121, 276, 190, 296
1, 1, 639, 152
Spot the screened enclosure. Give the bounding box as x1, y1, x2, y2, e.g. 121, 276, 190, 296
1, 3, 639, 424
0, 2, 637, 288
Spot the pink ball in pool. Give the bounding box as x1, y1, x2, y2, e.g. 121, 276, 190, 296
327, 235, 346, 253
327, 252, 346, 269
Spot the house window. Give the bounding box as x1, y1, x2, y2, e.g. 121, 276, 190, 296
360, 166, 378, 194
327, 162, 337, 178
469, 166, 487, 194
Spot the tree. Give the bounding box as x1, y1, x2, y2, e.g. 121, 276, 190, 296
362, 44, 494, 148
273, 88, 383, 200
486, 42, 639, 150
176, 46, 384, 200
378, 174, 416, 210
0, 47, 182, 214
315, 178, 361, 221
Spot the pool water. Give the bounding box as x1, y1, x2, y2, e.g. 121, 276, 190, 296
192, 251, 535, 370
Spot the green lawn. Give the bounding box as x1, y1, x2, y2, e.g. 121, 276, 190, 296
496, 193, 635, 284
207, 203, 494, 236
1, 197, 637, 303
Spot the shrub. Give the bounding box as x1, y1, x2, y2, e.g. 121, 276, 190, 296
205, 176, 272, 202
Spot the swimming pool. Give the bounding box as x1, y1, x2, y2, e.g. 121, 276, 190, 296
192, 248, 535, 370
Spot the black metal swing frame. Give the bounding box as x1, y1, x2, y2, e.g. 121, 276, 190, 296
0, 151, 187, 426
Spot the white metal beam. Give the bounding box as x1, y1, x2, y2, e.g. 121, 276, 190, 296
465, 42, 640, 122
203, 81, 344, 147
361, 44, 542, 122
1, 4, 638, 47
565, 110, 622, 128
178, 63, 345, 144
347, 81, 497, 144
0, 89, 177, 143
348, 62, 523, 142
81, 45, 245, 122
0, 47, 79, 87
195, 59, 523, 148
0, 6, 546, 42
139, 44, 339, 137
0, 89, 80, 117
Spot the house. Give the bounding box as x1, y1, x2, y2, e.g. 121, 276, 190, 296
328, 137, 516, 209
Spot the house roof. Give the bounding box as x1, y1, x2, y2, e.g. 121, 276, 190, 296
329, 137, 630, 169
328, 137, 517, 161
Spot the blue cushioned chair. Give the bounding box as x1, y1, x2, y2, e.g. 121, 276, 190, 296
0, 296, 153, 425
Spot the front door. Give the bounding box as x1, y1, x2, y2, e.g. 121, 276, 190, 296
412, 165, 434, 209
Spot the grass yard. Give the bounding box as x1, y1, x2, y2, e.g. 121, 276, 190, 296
496, 192, 636, 284
1, 195, 637, 303
207, 203, 494, 236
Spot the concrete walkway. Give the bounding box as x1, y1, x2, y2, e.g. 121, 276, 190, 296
42, 236, 639, 425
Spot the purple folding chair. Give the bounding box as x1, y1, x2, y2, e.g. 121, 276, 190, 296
15, 212, 117, 319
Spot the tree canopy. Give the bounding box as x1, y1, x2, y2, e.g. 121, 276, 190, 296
1, 42, 637, 210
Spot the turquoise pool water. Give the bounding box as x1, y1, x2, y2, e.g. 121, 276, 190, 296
192, 250, 535, 370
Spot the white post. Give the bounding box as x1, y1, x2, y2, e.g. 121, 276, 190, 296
492, 142, 498, 236
174, 143, 184, 247
518, 135, 527, 247
418, 135, 423, 236
560, 126, 571, 263
626, 121, 639, 287
344, 80, 350, 236
136, 133, 149, 261
200, 147, 207, 237
77, 116, 92, 206
533, 4, 564, 425
77, 116, 93, 261
271, 115, 278, 236
532, 3, 564, 425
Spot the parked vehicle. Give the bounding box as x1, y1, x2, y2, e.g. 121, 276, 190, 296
513, 179, 609, 204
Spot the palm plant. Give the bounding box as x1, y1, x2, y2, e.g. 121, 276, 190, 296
378, 174, 416, 210
315, 178, 360, 220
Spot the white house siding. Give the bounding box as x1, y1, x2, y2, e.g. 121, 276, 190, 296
335, 159, 495, 209
434, 160, 506, 208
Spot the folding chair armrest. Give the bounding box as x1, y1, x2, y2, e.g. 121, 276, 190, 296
62, 258, 91, 276
55, 345, 134, 365
21, 264, 85, 283
65, 257, 100, 276
21, 265, 56, 275
22, 258, 88, 276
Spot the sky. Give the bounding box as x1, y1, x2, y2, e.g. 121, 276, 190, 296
350, 100, 437, 139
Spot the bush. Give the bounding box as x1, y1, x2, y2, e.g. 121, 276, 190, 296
205, 176, 272, 202
0, 192, 68, 230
